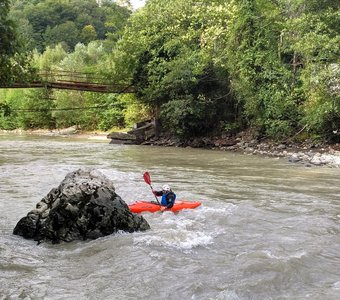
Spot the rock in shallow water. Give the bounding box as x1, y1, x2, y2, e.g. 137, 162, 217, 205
13, 168, 150, 243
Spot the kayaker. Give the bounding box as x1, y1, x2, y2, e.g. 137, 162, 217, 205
153, 184, 176, 209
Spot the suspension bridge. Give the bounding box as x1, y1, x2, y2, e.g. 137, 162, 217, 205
1, 71, 135, 93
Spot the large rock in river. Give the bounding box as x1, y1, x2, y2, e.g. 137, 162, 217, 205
13, 168, 150, 243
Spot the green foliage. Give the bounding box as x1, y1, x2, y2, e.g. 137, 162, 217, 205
0, 88, 55, 129
125, 0, 338, 141
121, 94, 152, 127
34, 44, 67, 71
218, 0, 298, 139
9, 0, 131, 52
52, 90, 85, 128
83, 93, 126, 131
301, 64, 340, 140
17, 89, 56, 129
1, 38, 132, 131
80, 25, 97, 45
114, 0, 238, 137
161, 95, 219, 138
2, 0, 338, 144
98, 108, 124, 131
44, 21, 79, 51
0, 90, 21, 129
0, 0, 35, 85
283, 1, 340, 141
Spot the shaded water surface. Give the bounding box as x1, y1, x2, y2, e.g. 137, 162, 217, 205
0, 134, 339, 299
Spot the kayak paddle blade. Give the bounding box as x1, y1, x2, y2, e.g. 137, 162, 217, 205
143, 171, 151, 185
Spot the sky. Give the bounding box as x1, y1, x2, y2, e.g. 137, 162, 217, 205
130, 0, 146, 9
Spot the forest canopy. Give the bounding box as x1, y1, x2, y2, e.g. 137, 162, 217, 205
0, 0, 339, 142
9, 0, 131, 52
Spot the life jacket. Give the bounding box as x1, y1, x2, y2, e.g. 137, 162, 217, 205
161, 192, 176, 207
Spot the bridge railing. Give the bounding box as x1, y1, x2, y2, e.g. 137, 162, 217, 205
0, 70, 135, 93
38, 70, 111, 84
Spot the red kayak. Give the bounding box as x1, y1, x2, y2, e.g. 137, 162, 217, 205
128, 200, 201, 213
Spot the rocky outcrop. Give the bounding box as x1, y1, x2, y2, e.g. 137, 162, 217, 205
107, 132, 138, 144
107, 119, 156, 144
13, 169, 150, 243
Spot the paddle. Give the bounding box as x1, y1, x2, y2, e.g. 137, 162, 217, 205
143, 172, 161, 205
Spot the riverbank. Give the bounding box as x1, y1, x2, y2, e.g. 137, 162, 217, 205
0, 127, 108, 141
144, 133, 340, 168
2, 128, 340, 168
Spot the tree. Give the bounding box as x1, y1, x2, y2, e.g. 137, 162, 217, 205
44, 21, 80, 50
80, 25, 97, 44
17, 88, 56, 129
287, 0, 340, 141
113, 0, 237, 137
0, 0, 34, 84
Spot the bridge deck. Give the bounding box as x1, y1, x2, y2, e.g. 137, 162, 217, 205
5, 81, 134, 93
0, 71, 134, 93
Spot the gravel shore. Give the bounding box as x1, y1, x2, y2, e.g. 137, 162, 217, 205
146, 135, 340, 168
239, 141, 340, 168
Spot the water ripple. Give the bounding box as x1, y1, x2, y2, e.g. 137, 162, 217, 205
1, 135, 340, 299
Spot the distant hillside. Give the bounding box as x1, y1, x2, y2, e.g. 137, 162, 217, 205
9, 0, 131, 52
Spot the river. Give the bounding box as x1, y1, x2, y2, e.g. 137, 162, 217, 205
0, 134, 339, 300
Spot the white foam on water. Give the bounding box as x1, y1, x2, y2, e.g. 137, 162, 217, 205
199, 203, 238, 215
212, 290, 241, 300
332, 281, 340, 290
134, 215, 212, 251
180, 203, 237, 227
262, 249, 307, 261
133, 201, 236, 251
167, 229, 214, 249
134, 228, 214, 251
235, 249, 308, 265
